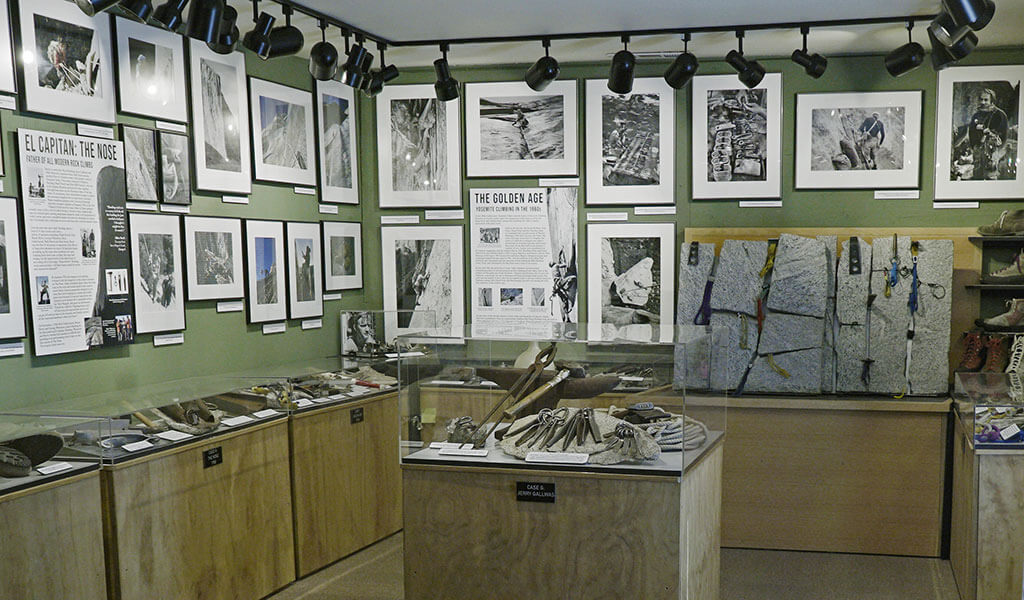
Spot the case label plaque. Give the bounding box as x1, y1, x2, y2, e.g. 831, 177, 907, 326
350, 407, 364, 424
203, 447, 222, 468
516, 481, 555, 503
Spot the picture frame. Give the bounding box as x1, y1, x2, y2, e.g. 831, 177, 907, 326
691, 73, 782, 199
128, 212, 184, 334
795, 91, 922, 189
585, 78, 674, 205
113, 16, 187, 123
244, 219, 286, 324
183, 216, 243, 301
315, 78, 358, 204
188, 40, 251, 194
121, 125, 159, 203
249, 77, 316, 186
0, 196, 26, 340
286, 221, 323, 320
381, 225, 464, 342
158, 131, 192, 205
375, 84, 461, 208
465, 80, 578, 177
17, 0, 116, 123
935, 64, 1024, 200
0, 0, 16, 94
586, 222, 674, 342
322, 221, 362, 291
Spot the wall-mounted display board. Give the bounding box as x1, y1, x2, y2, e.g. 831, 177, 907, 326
0, 0, 16, 94
244, 219, 287, 324
286, 221, 324, 320
375, 84, 461, 208
158, 131, 191, 205
17, 0, 116, 123
129, 212, 185, 334
934, 64, 1024, 200
183, 215, 243, 301
113, 16, 188, 123
0, 196, 26, 340
322, 221, 362, 291
464, 80, 578, 178
250, 77, 316, 186
315, 79, 358, 204
381, 225, 464, 341
795, 91, 922, 189
691, 73, 782, 199
189, 41, 251, 194
18, 128, 134, 356
585, 78, 674, 205
469, 187, 578, 338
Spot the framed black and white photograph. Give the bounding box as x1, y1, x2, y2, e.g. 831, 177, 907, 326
159, 131, 191, 205
586, 222, 674, 341
128, 212, 184, 334
250, 77, 316, 186
316, 78, 358, 204
0, 0, 16, 94
381, 225, 464, 341
465, 80, 578, 177
121, 125, 159, 203
585, 78, 674, 205
795, 91, 922, 189
286, 221, 323, 320
691, 73, 782, 199
113, 16, 187, 123
244, 219, 286, 324
935, 65, 1024, 200
183, 216, 243, 301
341, 310, 381, 355
322, 221, 362, 291
17, 0, 116, 123
375, 84, 461, 208
0, 196, 26, 339
189, 40, 251, 194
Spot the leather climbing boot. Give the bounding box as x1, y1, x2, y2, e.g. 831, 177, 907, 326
984, 249, 1024, 284
978, 210, 1024, 236
982, 334, 1009, 372
956, 330, 986, 372
980, 298, 1024, 332
1006, 335, 1024, 374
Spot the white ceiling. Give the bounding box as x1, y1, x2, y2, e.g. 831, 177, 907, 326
234, 0, 1024, 66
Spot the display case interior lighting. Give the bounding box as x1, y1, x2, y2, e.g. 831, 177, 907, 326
266, 4, 305, 58
664, 33, 698, 89
525, 39, 560, 92
185, 0, 224, 43
242, 10, 276, 59
75, 0, 122, 16
434, 44, 459, 102
151, 0, 189, 31
791, 26, 827, 79
309, 20, 339, 80
885, 20, 925, 77
340, 35, 374, 89
365, 44, 400, 97
208, 5, 240, 54
725, 30, 765, 89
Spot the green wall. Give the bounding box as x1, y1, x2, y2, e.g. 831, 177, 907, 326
1, 43, 1021, 413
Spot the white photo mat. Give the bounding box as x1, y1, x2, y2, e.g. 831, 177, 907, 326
315, 79, 358, 204
189, 41, 251, 194
585, 78, 674, 205
691, 73, 782, 199
586, 222, 674, 342
465, 80, 578, 177
286, 221, 323, 319
244, 219, 287, 323
128, 212, 185, 333
113, 16, 188, 123
249, 77, 316, 186
0, 0, 16, 94
375, 84, 461, 208
0, 196, 26, 339
322, 221, 362, 291
795, 91, 922, 189
18, 0, 116, 123
934, 65, 1024, 200
183, 216, 244, 300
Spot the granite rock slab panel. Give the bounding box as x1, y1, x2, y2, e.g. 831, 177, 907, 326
710, 240, 767, 317
709, 311, 756, 390
745, 349, 823, 394
676, 242, 716, 326
818, 236, 838, 393
836, 237, 873, 325
836, 324, 870, 393
867, 235, 912, 395
765, 234, 828, 317
758, 312, 825, 354
909, 239, 954, 395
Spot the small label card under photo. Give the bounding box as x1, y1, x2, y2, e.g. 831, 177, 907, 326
1001, 423, 1021, 440
36, 462, 74, 475
739, 200, 783, 208
222, 195, 249, 205
425, 209, 465, 220
538, 177, 579, 187
295, 186, 317, 196
253, 409, 279, 419
933, 201, 980, 209
0, 95, 17, 111
121, 440, 154, 452
156, 430, 193, 441
217, 300, 244, 313
634, 206, 677, 216
301, 318, 322, 330
153, 332, 184, 347
525, 451, 589, 464
438, 447, 489, 457
262, 322, 286, 335
874, 190, 920, 199
160, 204, 190, 214
155, 120, 187, 133
77, 123, 114, 139
586, 212, 628, 222
318, 204, 339, 214
0, 341, 25, 357
323, 293, 342, 301
381, 215, 420, 225
126, 201, 158, 212
221, 415, 254, 427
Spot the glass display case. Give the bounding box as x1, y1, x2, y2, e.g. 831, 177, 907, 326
954, 371, 1024, 447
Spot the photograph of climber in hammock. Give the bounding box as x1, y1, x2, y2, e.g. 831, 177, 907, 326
477, 94, 565, 161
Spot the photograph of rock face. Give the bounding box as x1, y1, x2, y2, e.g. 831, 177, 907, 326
159, 132, 191, 205
199, 57, 241, 171
602, 93, 660, 186
194, 231, 234, 285
329, 235, 355, 277
390, 98, 447, 192
293, 237, 315, 303
260, 96, 308, 170
394, 238, 452, 329
321, 92, 352, 188
478, 94, 564, 161
0, 221, 8, 314
123, 126, 158, 202
137, 232, 175, 309
601, 237, 662, 326
254, 236, 277, 305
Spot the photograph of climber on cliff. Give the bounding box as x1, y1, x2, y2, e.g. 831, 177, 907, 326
478, 94, 564, 161
810, 106, 905, 171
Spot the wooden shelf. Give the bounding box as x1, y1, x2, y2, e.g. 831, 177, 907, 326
966, 284, 1024, 290
970, 236, 1024, 244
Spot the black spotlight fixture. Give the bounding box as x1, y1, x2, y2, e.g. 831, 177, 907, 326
366, 43, 400, 97
607, 36, 636, 94
943, 0, 995, 31
434, 44, 459, 102
120, 0, 154, 22
791, 26, 827, 79
75, 0, 122, 17
340, 34, 374, 89
928, 11, 973, 47
266, 5, 305, 58
525, 39, 559, 92
207, 5, 239, 54
185, 0, 223, 44
664, 33, 698, 89
885, 20, 925, 77
151, 0, 189, 31
309, 20, 339, 81
928, 19, 978, 70
725, 30, 766, 88
242, 9, 275, 60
